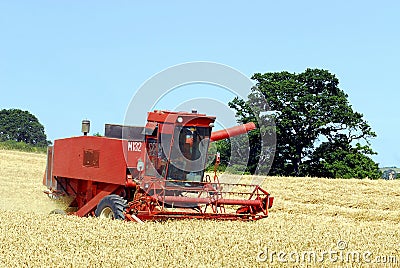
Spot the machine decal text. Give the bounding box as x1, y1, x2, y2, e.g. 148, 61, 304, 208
128, 141, 142, 152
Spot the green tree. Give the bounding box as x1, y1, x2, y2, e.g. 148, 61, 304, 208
0, 109, 49, 146
228, 68, 380, 179
305, 138, 381, 179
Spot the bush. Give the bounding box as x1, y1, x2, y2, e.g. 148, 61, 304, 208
0, 140, 47, 153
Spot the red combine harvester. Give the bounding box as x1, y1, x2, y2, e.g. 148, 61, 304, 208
44, 110, 273, 222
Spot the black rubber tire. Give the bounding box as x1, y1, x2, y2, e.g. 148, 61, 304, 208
95, 194, 127, 220
49, 209, 67, 215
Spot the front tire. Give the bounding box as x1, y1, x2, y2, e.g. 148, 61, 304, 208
95, 194, 127, 220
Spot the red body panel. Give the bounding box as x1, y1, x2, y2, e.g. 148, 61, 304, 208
124, 140, 145, 168
52, 136, 127, 185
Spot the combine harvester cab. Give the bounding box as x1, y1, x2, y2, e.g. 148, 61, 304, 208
44, 110, 273, 222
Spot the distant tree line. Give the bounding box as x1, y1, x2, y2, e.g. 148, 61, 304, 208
215, 68, 381, 179
0, 109, 50, 148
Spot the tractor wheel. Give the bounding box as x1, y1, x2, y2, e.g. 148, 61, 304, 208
95, 194, 127, 220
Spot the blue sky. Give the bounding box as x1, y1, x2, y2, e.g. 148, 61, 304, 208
0, 1, 399, 167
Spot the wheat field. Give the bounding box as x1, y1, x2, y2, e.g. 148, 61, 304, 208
0, 149, 399, 267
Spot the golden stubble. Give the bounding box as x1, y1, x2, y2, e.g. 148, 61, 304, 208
0, 149, 399, 267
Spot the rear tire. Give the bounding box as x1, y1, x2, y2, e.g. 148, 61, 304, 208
95, 194, 127, 220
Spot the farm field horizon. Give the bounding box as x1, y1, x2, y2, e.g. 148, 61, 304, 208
0, 149, 399, 267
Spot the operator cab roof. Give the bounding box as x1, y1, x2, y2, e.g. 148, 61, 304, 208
147, 110, 216, 126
